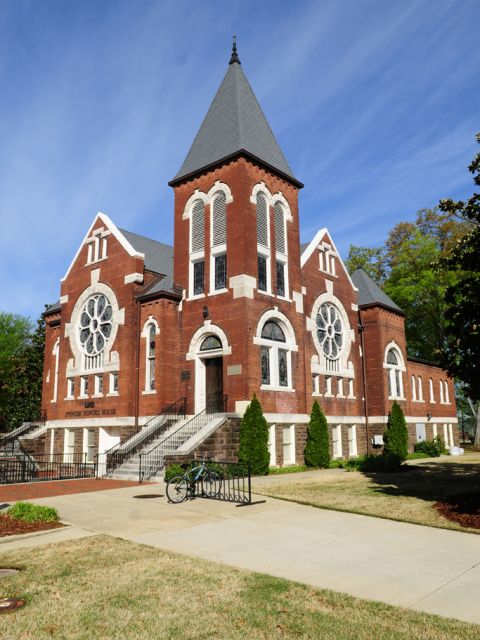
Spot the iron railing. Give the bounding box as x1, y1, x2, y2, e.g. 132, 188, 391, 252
187, 459, 252, 505
0, 419, 46, 456
0, 453, 96, 485
103, 397, 187, 475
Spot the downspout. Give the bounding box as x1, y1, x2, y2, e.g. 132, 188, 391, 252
358, 312, 370, 455
134, 296, 141, 433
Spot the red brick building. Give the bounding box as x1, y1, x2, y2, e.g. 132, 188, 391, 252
35, 44, 457, 476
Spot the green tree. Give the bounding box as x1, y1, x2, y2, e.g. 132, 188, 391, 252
304, 400, 330, 468
345, 246, 386, 284
438, 133, 480, 447
0, 312, 33, 430
383, 401, 408, 466
238, 394, 270, 475
0, 311, 45, 432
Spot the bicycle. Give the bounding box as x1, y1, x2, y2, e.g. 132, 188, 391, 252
165, 459, 223, 503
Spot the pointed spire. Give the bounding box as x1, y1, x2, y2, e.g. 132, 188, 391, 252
229, 35, 241, 65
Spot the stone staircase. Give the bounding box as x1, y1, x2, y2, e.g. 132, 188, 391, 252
108, 417, 190, 481
0, 421, 43, 457
108, 410, 228, 482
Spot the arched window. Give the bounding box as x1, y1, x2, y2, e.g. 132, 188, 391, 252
52, 337, 60, 403
439, 380, 444, 404
386, 347, 403, 399
210, 192, 227, 292
417, 376, 423, 402
274, 202, 288, 297
146, 324, 156, 391
411, 375, 416, 401
258, 320, 293, 389
429, 378, 435, 403
444, 381, 450, 404
256, 193, 270, 292
200, 335, 222, 351
190, 199, 205, 296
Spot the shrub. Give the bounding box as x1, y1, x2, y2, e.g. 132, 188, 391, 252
304, 401, 330, 468
358, 454, 403, 473
8, 501, 58, 523
383, 401, 408, 467
238, 395, 270, 475
414, 437, 443, 457
164, 464, 187, 482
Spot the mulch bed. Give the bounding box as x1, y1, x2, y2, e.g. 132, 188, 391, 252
0, 514, 64, 538
434, 494, 480, 529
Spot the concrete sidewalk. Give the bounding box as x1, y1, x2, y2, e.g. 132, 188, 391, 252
2, 482, 479, 625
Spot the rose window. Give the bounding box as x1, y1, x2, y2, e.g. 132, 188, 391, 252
316, 303, 344, 359
78, 294, 113, 355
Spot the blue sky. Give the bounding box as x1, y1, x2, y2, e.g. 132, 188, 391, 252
0, 0, 478, 320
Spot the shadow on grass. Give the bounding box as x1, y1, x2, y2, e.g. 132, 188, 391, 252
363, 460, 480, 506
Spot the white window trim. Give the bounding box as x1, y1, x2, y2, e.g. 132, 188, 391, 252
348, 425, 358, 457
411, 375, 417, 401
417, 377, 424, 402
429, 378, 435, 403
93, 374, 104, 398
254, 309, 298, 392
83, 428, 95, 463
51, 337, 60, 403
64, 428, 75, 462
141, 317, 159, 394
268, 424, 277, 467
332, 424, 343, 458
107, 372, 119, 397
79, 376, 89, 398
282, 424, 296, 465
383, 342, 406, 400
66, 377, 75, 400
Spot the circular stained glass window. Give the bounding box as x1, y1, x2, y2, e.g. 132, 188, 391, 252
78, 294, 113, 355
316, 303, 344, 359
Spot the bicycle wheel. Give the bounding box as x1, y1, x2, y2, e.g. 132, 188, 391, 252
166, 475, 189, 503
201, 470, 222, 498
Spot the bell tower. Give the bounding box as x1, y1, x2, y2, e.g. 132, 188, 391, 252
169, 40, 306, 415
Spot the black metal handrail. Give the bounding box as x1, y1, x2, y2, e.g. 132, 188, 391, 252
0, 418, 46, 451
138, 397, 228, 482
0, 452, 96, 485
103, 397, 187, 475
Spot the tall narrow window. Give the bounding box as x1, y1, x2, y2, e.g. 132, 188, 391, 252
348, 425, 357, 457
332, 425, 342, 458
67, 378, 75, 399
211, 192, 228, 292
276, 261, 285, 297
417, 376, 423, 402
274, 202, 288, 297
258, 255, 267, 292
193, 261, 204, 295
147, 324, 156, 391
51, 338, 60, 403
109, 372, 119, 395
386, 347, 403, 398
429, 378, 435, 403
259, 320, 294, 390
444, 381, 450, 404
190, 199, 205, 297
439, 381, 444, 404
411, 375, 417, 401
80, 376, 89, 397
214, 254, 227, 290
256, 193, 270, 293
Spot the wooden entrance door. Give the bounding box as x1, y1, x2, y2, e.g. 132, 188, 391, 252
205, 357, 223, 413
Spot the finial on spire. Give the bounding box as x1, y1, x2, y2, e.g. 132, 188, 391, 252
229, 35, 241, 65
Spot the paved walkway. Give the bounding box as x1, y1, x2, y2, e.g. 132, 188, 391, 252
1, 482, 479, 625
0, 478, 139, 501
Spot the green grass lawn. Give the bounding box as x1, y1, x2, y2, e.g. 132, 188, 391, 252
0, 536, 478, 639
253, 453, 480, 533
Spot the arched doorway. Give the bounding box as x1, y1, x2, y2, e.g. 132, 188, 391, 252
186, 323, 232, 414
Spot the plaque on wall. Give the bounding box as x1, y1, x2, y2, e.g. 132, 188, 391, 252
227, 364, 242, 376
181, 371, 191, 381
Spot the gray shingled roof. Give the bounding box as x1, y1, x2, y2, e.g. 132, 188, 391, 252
44, 301, 61, 315
351, 269, 403, 314
119, 229, 173, 276
136, 275, 182, 300
171, 57, 300, 185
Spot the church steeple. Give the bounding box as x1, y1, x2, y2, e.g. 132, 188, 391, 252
229, 35, 241, 65
170, 42, 302, 187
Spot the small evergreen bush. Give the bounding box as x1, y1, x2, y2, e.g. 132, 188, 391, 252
304, 401, 330, 468
358, 454, 403, 473
238, 395, 270, 475
383, 401, 408, 468
414, 438, 443, 457
164, 464, 187, 482
8, 501, 58, 523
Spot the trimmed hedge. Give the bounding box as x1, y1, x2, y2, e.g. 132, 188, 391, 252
383, 401, 408, 468
239, 395, 270, 476
304, 401, 330, 468
414, 436, 445, 457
